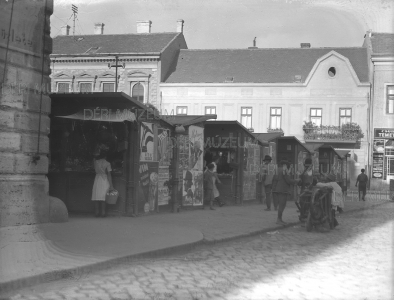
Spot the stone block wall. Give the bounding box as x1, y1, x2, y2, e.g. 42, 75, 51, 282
0, 0, 53, 227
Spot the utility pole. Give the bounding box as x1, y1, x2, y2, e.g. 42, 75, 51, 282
71, 4, 78, 36
108, 56, 125, 92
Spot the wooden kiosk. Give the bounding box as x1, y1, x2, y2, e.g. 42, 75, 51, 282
49, 92, 175, 216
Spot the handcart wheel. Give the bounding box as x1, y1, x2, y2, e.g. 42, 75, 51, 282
306, 211, 312, 232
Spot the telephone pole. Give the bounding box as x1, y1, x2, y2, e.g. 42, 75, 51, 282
71, 4, 78, 36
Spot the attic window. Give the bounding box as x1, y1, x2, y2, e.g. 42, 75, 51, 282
85, 47, 100, 54
225, 76, 234, 83
294, 75, 302, 82
328, 67, 336, 77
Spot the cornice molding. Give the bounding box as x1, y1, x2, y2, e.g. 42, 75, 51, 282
51, 57, 160, 63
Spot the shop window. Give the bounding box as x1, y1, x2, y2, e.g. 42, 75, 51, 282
79, 82, 92, 93
131, 82, 144, 103
205, 106, 216, 115
176, 106, 187, 115
102, 82, 115, 92
387, 85, 394, 114
57, 82, 70, 93
339, 108, 351, 126
241, 107, 252, 128
310, 108, 322, 126
270, 107, 281, 129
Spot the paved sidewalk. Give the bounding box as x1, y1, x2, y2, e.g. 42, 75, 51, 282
0, 197, 389, 295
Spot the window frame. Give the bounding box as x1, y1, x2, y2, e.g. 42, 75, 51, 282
78, 82, 93, 93
339, 108, 352, 126
131, 82, 145, 103
387, 85, 394, 114
270, 107, 282, 129
310, 108, 322, 126
176, 106, 188, 115
205, 106, 216, 115
102, 82, 115, 92
56, 82, 70, 93
241, 106, 252, 129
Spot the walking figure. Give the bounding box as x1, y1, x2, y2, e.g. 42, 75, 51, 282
355, 169, 368, 201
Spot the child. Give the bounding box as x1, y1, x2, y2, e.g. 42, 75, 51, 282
92, 144, 114, 217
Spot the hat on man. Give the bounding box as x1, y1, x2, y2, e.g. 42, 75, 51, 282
263, 155, 272, 162
304, 158, 312, 166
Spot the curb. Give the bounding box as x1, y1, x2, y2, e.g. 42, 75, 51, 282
0, 240, 203, 296
0, 200, 390, 296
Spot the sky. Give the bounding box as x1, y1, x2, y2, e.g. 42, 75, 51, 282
50, 0, 394, 49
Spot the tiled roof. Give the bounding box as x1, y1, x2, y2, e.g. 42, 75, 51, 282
370, 32, 394, 54
164, 48, 369, 83
52, 33, 181, 55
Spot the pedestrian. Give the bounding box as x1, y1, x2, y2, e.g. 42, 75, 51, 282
203, 163, 216, 210
298, 158, 316, 193
355, 169, 368, 201
212, 156, 225, 207
261, 155, 277, 211
92, 144, 114, 217
272, 159, 299, 225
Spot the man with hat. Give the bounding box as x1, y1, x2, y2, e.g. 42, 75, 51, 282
261, 155, 277, 211
272, 159, 299, 225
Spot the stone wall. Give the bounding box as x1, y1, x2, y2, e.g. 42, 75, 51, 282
0, 0, 53, 227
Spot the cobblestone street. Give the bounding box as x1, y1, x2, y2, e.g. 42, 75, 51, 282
2, 203, 393, 300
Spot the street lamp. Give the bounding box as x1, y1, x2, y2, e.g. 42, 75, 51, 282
108, 55, 125, 92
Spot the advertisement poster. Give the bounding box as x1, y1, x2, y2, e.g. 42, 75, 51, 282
243, 143, 258, 201
182, 170, 203, 206
179, 135, 190, 170
140, 122, 154, 161
138, 161, 159, 213
373, 139, 385, 153
158, 166, 171, 206
189, 126, 204, 171
158, 128, 172, 166
372, 153, 384, 179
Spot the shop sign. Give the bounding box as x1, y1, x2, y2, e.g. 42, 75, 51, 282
372, 153, 384, 179
373, 139, 385, 153
374, 128, 394, 139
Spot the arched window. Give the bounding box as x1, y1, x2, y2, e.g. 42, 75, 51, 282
132, 82, 144, 103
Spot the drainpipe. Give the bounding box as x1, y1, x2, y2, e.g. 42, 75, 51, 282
368, 65, 375, 189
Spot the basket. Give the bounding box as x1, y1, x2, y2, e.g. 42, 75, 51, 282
105, 189, 119, 204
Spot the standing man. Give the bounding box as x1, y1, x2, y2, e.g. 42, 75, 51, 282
261, 155, 277, 211
355, 169, 368, 201
203, 163, 216, 210
272, 159, 299, 225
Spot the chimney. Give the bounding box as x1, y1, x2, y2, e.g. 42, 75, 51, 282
176, 19, 184, 33
61, 25, 70, 36
136, 20, 152, 33
94, 23, 105, 34
301, 43, 311, 48
248, 37, 258, 49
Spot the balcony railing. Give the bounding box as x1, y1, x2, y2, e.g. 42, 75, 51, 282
303, 124, 363, 141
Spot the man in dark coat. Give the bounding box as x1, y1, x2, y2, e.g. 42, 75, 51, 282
355, 169, 368, 201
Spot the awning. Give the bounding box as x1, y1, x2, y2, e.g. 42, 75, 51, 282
277, 136, 312, 153
253, 132, 284, 143
303, 143, 347, 158
165, 115, 217, 127
56, 108, 136, 122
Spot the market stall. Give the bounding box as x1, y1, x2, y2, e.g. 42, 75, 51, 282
204, 121, 268, 205
49, 92, 175, 216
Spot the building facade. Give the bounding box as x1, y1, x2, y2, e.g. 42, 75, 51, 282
363, 31, 394, 191
160, 46, 371, 186
50, 20, 187, 108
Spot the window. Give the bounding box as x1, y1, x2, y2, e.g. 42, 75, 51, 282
131, 82, 144, 103
102, 82, 115, 92
205, 106, 216, 115
310, 108, 322, 126
241, 107, 252, 128
270, 107, 282, 129
57, 82, 70, 93
387, 85, 394, 114
176, 106, 187, 115
328, 67, 336, 77
339, 108, 352, 126
79, 82, 92, 93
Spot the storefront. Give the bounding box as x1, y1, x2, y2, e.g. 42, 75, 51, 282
204, 121, 268, 204
371, 128, 394, 191
48, 92, 175, 216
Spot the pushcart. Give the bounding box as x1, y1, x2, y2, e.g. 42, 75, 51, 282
299, 186, 335, 232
